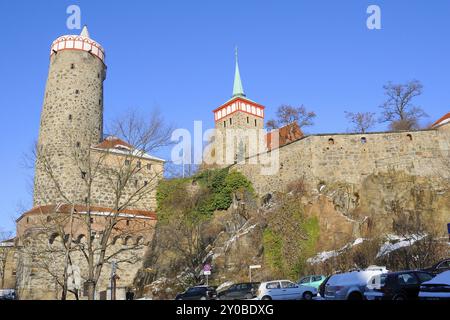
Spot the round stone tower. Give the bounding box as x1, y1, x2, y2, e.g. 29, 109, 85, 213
33, 26, 106, 206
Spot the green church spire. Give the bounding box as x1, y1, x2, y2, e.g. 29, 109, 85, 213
232, 47, 246, 97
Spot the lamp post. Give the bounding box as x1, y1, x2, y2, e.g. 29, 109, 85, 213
249, 265, 261, 282
110, 261, 118, 300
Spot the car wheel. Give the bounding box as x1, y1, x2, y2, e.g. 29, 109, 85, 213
393, 295, 406, 301
262, 295, 272, 300
200, 296, 207, 300
244, 293, 253, 300
302, 292, 313, 300
348, 292, 363, 300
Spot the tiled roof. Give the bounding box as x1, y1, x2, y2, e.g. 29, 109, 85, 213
266, 122, 304, 150
94, 136, 133, 150
431, 112, 450, 128
93, 136, 165, 162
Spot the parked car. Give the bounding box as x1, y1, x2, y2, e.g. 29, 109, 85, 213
175, 286, 217, 300
324, 266, 387, 300
419, 270, 450, 300
0, 289, 16, 300
217, 282, 260, 300
364, 270, 434, 300
422, 258, 450, 275
298, 275, 326, 289
255, 280, 317, 300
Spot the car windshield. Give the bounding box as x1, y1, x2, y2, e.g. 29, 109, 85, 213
299, 277, 310, 284
187, 287, 204, 293
415, 272, 434, 283
397, 273, 418, 285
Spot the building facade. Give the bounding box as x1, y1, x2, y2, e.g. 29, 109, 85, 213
10, 27, 164, 300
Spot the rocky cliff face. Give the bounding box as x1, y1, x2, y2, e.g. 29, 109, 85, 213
135, 170, 450, 299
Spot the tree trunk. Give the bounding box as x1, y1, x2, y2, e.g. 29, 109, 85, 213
86, 280, 96, 300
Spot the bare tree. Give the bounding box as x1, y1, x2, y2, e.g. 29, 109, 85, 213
266, 105, 316, 129
379, 80, 428, 130
345, 111, 376, 133
0, 230, 14, 289
23, 110, 172, 300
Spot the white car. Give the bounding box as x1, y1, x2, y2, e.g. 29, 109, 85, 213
325, 266, 388, 300
256, 280, 317, 300
419, 270, 450, 300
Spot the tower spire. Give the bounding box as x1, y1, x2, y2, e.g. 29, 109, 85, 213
80, 25, 90, 38
232, 47, 245, 97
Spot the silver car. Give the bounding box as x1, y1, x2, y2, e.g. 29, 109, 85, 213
325, 266, 387, 300
256, 280, 317, 300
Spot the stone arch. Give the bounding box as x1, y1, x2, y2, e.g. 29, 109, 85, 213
74, 234, 86, 244
328, 138, 335, 145
111, 235, 121, 245
123, 236, 133, 245
406, 134, 413, 141
135, 236, 144, 245
49, 232, 61, 244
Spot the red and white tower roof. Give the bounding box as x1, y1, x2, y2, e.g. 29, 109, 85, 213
50, 26, 105, 63
213, 48, 265, 121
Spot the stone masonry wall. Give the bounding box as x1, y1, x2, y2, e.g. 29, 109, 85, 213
15, 216, 156, 300
234, 123, 450, 195
34, 50, 106, 207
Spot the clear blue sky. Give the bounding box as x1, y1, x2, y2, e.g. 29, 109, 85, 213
1, 0, 449, 232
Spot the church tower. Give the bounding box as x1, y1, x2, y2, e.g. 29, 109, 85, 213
212, 49, 265, 164
33, 26, 106, 206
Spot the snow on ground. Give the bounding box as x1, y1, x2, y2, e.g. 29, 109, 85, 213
307, 238, 366, 264
223, 222, 258, 252
216, 281, 234, 292
376, 234, 427, 258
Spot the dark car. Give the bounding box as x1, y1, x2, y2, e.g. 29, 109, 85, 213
364, 271, 435, 300
175, 286, 217, 300
423, 258, 450, 275
218, 282, 260, 300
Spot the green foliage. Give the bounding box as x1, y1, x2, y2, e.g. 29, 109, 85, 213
194, 168, 254, 215
263, 229, 285, 273
156, 169, 254, 221
262, 197, 320, 279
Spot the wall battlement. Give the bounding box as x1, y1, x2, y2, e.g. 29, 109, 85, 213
234, 122, 450, 195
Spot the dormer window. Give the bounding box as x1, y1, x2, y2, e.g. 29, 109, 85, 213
137, 161, 141, 168
147, 164, 152, 170
125, 160, 131, 166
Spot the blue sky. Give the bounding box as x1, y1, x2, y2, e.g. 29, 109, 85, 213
0, 0, 449, 232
